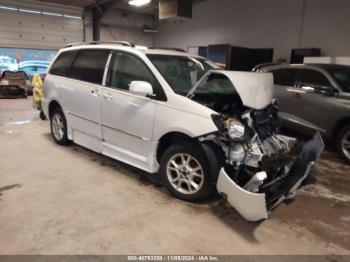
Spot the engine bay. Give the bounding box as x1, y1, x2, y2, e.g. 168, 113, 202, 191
195, 95, 307, 204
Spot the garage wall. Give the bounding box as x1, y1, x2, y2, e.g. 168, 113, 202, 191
98, 10, 155, 47
154, 0, 350, 61
0, 0, 84, 50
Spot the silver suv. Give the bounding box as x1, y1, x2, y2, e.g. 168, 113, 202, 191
256, 63, 350, 164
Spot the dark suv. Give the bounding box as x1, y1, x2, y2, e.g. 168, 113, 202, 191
257, 63, 350, 164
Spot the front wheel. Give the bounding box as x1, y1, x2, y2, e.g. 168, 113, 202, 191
159, 142, 216, 202
50, 107, 70, 145
337, 125, 350, 164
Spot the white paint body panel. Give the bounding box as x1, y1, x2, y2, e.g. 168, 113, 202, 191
100, 86, 158, 171
219, 71, 274, 110
217, 168, 269, 221
191, 71, 274, 110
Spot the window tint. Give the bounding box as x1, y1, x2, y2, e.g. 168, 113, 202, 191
49, 51, 77, 77
70, 49, 110, 84
107, 51, 157, 92
270, 69, 300, 86
302, 69, 332, 87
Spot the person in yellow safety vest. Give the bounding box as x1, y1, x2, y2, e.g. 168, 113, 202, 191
32, 74, 46, 120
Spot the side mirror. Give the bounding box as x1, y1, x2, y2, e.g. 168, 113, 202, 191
129, 81, 154, 97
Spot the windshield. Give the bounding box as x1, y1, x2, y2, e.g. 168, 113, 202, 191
147, 54, 218, 95
323, 65, 350, 93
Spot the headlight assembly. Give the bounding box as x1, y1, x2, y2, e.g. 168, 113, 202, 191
225, 118, 245, 140
211, 114, 246, 141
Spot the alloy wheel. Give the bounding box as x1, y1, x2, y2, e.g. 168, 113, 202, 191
166, 153, 204, 195
52, 113, 64, 141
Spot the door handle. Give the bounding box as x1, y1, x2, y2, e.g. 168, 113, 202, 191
102, 93, 113, 101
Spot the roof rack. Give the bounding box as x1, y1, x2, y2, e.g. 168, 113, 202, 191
65, 41, 135, 48
151, 47, 186, 53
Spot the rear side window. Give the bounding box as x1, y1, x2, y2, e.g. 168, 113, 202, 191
49, 51, 77, 77
270, 69, 300, 86
70, 49, 110, 85
301, 69, 332, 87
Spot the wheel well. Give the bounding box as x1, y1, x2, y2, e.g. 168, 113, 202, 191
48, 100, 61, 118
333, 117, 350, 140
156, 132, 224, 167
156, 132, 195, 162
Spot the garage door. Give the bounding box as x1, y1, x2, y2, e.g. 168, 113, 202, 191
0, 0, 84, 50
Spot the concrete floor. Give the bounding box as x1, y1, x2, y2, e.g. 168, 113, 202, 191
0, 98, 349, 255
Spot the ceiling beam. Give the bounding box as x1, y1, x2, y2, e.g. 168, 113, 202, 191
92, 0, 121, 40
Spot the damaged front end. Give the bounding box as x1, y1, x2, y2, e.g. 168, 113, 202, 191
192, 71, 324, 221
215, 132, 323, 221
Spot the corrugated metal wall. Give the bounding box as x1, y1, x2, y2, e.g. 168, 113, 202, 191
0, 0, 84, 50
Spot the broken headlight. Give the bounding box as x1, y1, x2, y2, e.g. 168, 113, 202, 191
225, 119, 245, 140
211, 114, 246, 140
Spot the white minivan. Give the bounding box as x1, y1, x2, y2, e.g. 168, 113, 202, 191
42, 41, 323, 221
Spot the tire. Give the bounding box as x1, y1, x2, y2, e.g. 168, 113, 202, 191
159, 141, 218, 202
50, 107, 70, 145
336, 125, 350, 164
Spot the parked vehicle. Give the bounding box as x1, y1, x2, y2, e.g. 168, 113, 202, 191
20, 63, 48, 80
42, 42, 323, 221
0, 71, 31, 98
0, 56, 17, 70
19, 60, 51, 67
256, 63, 350, 164
7, 61, 50, 78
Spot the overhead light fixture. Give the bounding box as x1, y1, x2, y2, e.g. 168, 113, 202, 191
42, 11, 62, 17
19, 8, 41, 14
128, 0, 151, 7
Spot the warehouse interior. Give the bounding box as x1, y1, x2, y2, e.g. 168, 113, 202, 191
0, 0, 349, 259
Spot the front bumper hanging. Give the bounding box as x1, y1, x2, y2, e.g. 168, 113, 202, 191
216, 132, 324, 222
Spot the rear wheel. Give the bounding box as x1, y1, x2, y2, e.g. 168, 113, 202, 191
336, 125, 350, 164
50, 107, 70, 145
159, 142, 217, 202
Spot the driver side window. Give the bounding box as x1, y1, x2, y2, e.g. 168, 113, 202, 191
107, 51, 157, 92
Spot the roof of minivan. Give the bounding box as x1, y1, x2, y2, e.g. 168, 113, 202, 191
60, 44, 203, 59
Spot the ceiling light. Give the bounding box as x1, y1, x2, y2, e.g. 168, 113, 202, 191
42, 11, 62, 17
128, 0, 151, 7
19, 8, 41, 14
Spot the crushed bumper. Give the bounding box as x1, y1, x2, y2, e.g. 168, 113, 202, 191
216, 133, 324, 222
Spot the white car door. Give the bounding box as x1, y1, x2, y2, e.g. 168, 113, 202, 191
100, 51, 162, 171
59, 49, 110, 151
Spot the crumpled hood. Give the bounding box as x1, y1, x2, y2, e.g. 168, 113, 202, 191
188, 70, 274, 110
